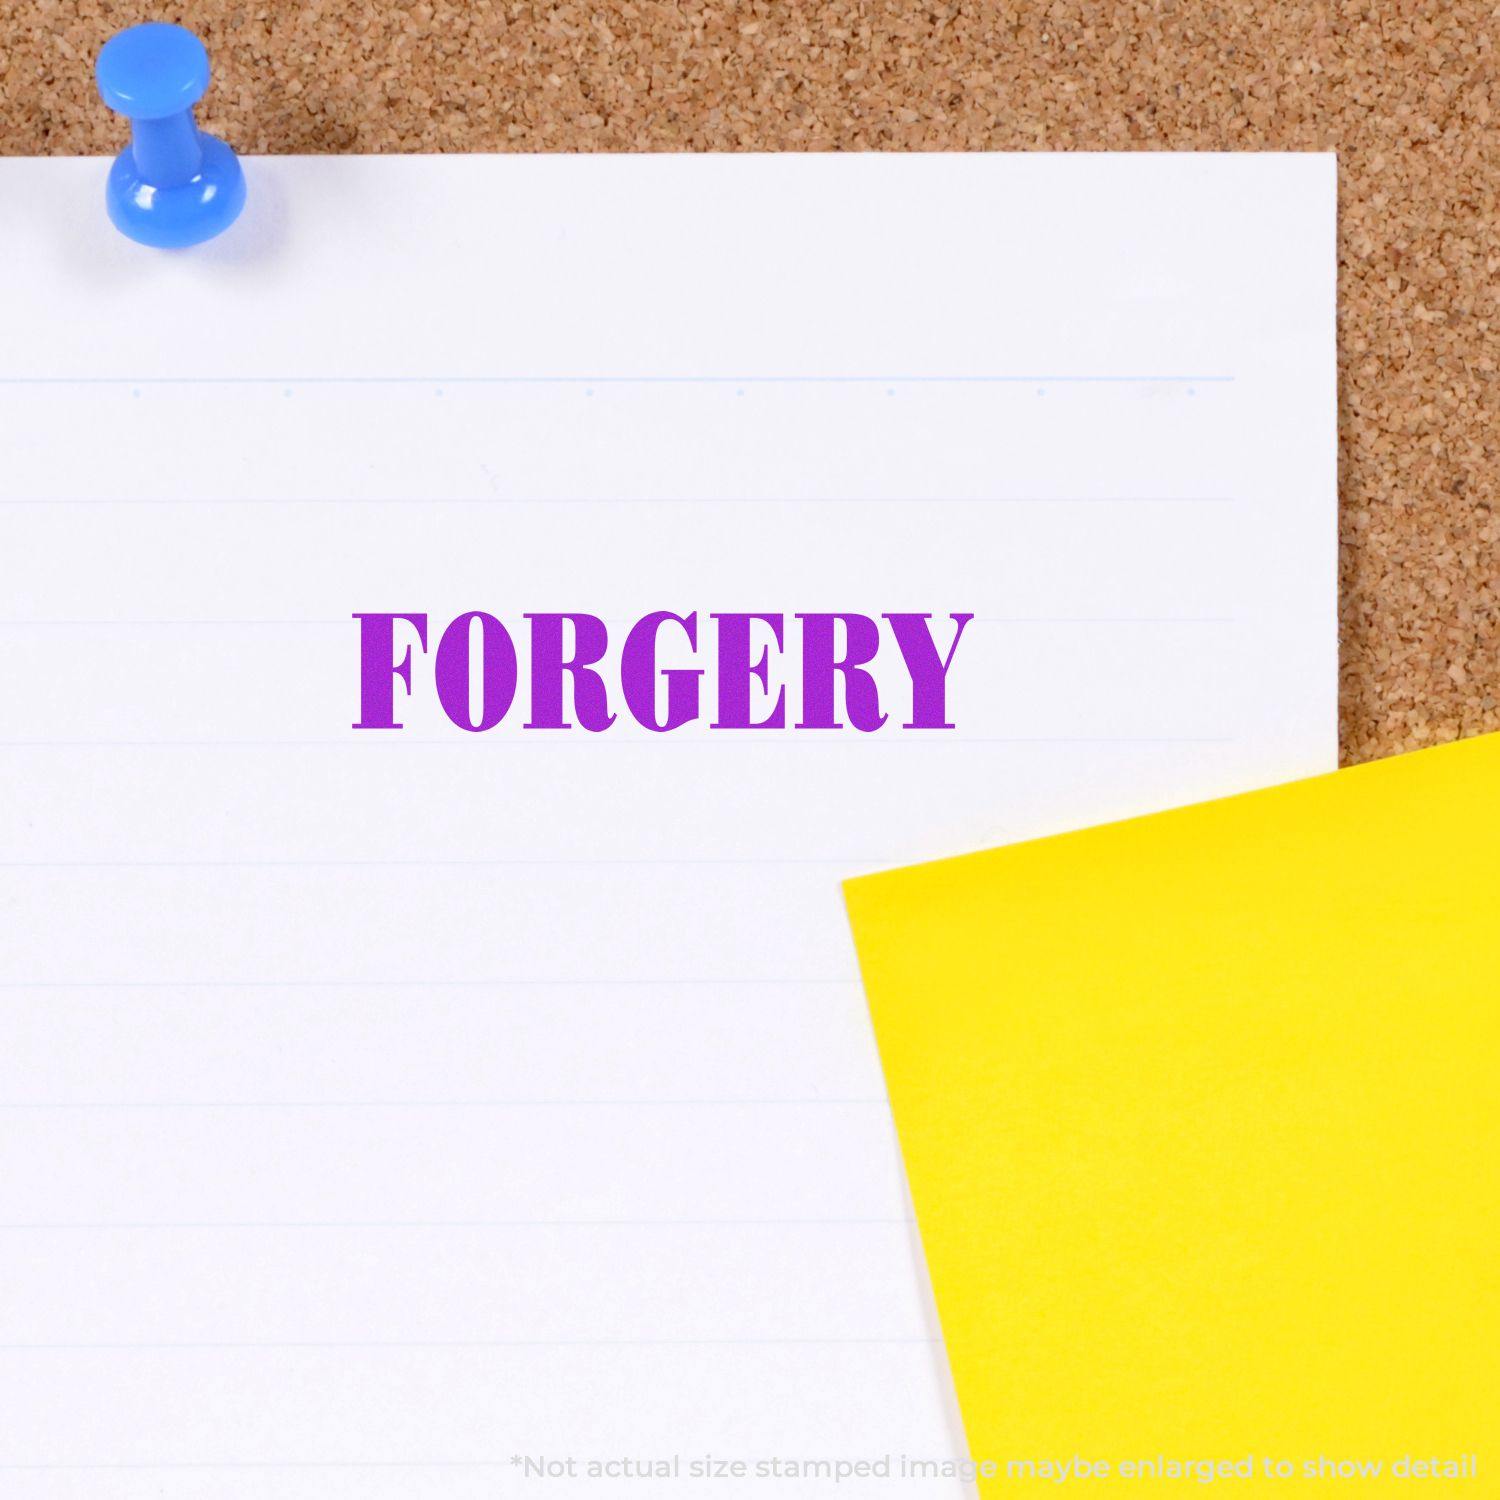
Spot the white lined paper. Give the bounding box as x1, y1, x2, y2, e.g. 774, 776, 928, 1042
0, 153, 1335, 1495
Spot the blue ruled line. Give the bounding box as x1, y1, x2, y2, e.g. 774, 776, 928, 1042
1, 373, 1235, 386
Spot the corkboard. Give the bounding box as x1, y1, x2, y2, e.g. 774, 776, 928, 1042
2, 2, 1495, 763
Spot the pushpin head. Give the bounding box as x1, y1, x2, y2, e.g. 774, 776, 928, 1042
97, 22, 210, 119
96, 23, 245, 248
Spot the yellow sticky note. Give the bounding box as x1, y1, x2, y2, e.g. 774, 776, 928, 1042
845, 735, 1497, 1494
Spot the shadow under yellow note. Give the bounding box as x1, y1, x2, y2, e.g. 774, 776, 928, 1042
844, 734, 1497, 1494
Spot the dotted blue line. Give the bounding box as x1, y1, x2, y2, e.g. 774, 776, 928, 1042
0, 374, 1236, 386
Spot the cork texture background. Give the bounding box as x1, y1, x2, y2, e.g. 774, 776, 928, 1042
2, 1, 1495, 763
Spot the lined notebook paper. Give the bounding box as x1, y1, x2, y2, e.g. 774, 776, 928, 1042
0, 153, 1335, 1497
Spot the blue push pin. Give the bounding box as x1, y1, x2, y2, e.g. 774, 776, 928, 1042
96, 22, 245, 248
